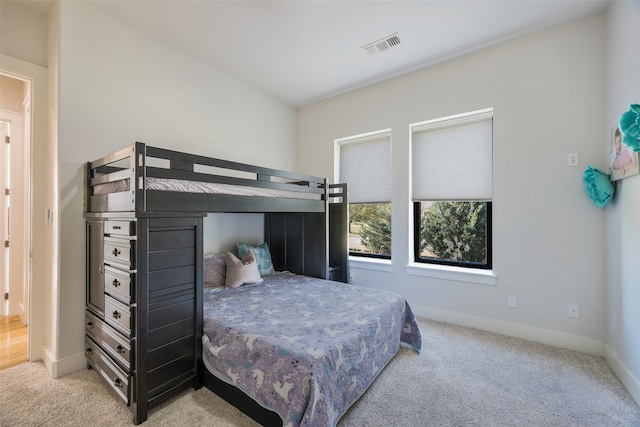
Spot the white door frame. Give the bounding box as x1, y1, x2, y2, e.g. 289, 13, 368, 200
1, 54, 49, 363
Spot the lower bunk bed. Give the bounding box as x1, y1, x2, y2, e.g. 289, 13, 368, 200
200, 266, 422, 427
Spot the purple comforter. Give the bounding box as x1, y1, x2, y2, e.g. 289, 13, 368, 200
202, 272, 421, 427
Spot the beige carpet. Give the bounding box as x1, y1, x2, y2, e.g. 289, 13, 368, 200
1, 318, 639, 427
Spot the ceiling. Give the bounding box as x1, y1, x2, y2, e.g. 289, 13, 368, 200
31, 0, 611, 107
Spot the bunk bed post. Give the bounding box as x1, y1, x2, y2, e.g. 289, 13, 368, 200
321, 178, 330, 279
134, 142, 146, 213
194, 216, 204, 388
84, 163, 91, 213
133, 216, 150, 425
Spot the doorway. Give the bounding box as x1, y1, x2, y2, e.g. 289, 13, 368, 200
0, 73, 31, 370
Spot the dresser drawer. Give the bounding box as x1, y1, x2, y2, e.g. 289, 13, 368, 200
85, 310, 131, 371
104, 237, 135, 270
104, 220, 135, 237
104, 295, 133, 337
85, 336, 130, 404
104, 266, 133, 304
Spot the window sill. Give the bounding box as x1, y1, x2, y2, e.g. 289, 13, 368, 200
405, 263, 497, 286
348, 256, 394, 272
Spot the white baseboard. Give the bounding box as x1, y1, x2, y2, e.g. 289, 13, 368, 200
411, 304, 604, 356
41, 345, 54, 376
40, 345, 87, 379
604, 344, 640, 407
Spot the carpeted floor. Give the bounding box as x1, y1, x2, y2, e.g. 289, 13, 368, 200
1, 318, 639, 427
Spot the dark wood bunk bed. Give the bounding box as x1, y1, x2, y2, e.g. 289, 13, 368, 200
84, 142, 423, 427
83, 142, 350, 425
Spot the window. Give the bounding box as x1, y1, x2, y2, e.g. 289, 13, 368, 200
337, 131, 391, 258
411, 109, 493, 269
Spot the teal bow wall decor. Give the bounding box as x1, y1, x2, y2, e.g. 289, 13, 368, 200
583, 165, 615, 208
619, 104, 640, 151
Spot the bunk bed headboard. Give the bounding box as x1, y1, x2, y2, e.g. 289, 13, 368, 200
265, 183, 348, 282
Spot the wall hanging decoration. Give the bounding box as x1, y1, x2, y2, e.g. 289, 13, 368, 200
618, 103, 640, 151
583, 165, 614, 208
609, 124, 640, 181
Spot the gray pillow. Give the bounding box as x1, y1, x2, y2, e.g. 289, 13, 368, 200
204, 253, 226, 288
225, 250, 263, 288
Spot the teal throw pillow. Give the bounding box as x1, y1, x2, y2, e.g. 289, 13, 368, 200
236, 242, 275, 277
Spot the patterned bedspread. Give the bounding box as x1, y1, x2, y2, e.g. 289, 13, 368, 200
202, 272, 422, 427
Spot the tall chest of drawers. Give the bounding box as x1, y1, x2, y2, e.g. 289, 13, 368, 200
84, 213, 204, 425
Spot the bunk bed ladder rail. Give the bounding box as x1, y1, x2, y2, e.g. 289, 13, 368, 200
328, 183, 349, 283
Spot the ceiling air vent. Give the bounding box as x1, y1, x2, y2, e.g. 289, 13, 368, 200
362, 33, 402, 55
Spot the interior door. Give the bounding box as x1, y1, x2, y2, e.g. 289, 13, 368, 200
0, 121, 9, 316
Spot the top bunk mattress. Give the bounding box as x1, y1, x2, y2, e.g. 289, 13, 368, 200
92, 177, 322, 201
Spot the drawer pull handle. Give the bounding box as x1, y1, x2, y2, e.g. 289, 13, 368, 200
116, 345, 125, 354
85, 348, 93, 356
112, 279, 120, 288
112, 311, 121, 320
113, 378, 123, 388
86, 321, 94, 330
112, 248, 121, 257
113, 225, 121, 230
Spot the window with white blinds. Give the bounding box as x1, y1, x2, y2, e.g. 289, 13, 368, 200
337, 131, 392, 258
412, 109, 493, 202
411, 109, 493, 269
338, 132, 391, 204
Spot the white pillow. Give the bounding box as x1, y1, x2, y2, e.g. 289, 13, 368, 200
225, 250, 263, 288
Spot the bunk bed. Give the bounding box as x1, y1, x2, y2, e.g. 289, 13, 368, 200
83, 142, 420, 426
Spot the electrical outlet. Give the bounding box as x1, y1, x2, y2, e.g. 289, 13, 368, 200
507, 295, 517, 308
567, 153, 579, 167
569, 304, 580, 318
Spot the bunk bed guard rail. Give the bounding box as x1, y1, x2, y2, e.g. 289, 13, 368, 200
84, 142, 329, 214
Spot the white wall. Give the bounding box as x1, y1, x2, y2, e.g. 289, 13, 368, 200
604, 1, 640, 406
0, 1, 48, 68
53, 1, 296, 375
203, 213, 264, 255
297, 13, 607, 353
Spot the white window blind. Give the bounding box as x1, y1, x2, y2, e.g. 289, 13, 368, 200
412, 110, 493, 201
339, 133, 391, 204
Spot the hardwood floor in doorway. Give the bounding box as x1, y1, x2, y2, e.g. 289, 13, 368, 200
0, 315, 28, 370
